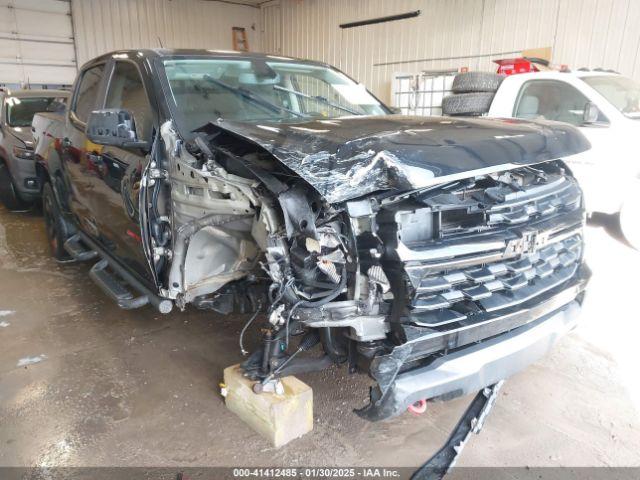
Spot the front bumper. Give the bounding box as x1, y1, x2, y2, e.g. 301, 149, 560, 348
357, 264, 589, 421
9, 155, 40, 200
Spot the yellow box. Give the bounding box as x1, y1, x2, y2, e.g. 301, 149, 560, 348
223, 364, 313, 447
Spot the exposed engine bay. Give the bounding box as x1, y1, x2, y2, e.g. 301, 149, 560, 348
143, 119, 588, 420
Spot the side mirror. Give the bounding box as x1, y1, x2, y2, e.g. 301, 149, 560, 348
389, 106, 403, 114
582, 101, 601, 125
86, 109, 148, 149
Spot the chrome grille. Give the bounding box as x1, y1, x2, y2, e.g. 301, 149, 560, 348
405, 231, 582, 328
373, 164, 586, 342
484, 175, 581, 227
427, 169, 582, 239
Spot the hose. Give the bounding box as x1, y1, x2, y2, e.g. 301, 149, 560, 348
239, 302, 263, 356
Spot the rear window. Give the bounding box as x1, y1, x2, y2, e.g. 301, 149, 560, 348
5, 96, 67, 127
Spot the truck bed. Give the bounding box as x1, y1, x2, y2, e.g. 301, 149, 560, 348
32, 111, 65, 159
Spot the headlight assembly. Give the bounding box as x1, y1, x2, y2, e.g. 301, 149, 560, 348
13, 146, 35, 160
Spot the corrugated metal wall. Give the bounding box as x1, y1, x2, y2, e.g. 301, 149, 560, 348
71, 0, 261, 68
261, 1, 282, 54
0, 0, 76, 85
264, 0, 640, 104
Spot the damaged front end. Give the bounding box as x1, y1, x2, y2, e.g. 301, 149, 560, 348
151, 118, 590, 422
348, 162, 590, 420
259, 159, 590, 421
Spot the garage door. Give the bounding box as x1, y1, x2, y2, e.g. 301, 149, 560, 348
0, 0, 76, 87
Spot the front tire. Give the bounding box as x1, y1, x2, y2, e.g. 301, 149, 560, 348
42, 182, 71, 261
0, 162, 31, 211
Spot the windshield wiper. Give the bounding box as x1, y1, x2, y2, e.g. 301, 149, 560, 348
202, 74, 306, 119
273, 85, 362, 116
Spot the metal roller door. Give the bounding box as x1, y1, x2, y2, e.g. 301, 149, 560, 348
0, 0, 76, 87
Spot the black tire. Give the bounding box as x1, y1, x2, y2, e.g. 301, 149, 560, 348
42, 182, 71, 261
0, 162, 31, 211
451, 72, 504, 93
442, 92, 494, 116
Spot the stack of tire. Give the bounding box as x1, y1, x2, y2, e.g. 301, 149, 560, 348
442, 71, 505, 116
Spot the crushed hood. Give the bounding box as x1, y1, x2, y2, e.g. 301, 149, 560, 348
208, 115, 590, 204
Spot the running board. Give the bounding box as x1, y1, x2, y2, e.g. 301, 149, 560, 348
78, 232, 173, 314
64, 234, 98, 261
89, 259, 150, 310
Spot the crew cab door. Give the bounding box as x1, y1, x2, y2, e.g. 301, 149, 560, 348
62, 63, 108, 235
87, 59, 156, 282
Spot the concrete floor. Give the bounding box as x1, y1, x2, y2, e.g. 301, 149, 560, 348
1, 205, 640, 469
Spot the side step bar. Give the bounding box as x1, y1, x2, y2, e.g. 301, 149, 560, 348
64, 234, 98, 261
90, 259, 151, 310
77, 232, 173, 314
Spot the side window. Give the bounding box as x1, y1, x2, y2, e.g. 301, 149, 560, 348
105, 62, 153, 141
514, 80, 591, 126
73, 65, 105, 123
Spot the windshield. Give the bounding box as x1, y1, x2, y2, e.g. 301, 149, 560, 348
5, 96, 67, 127
162, 58, 388, 134
582, 75, 640, 117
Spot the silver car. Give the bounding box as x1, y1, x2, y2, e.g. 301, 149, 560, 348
0, 89, 68, 210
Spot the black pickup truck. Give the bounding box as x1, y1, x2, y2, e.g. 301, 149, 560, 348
34, 49, 591, 420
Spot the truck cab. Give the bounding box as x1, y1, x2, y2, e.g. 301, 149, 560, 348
488, 71, 640, 247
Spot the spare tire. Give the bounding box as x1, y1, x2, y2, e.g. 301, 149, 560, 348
442, 92, 494, 116
451, 72, 504, 93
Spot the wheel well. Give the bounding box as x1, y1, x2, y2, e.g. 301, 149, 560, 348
35, 162, 51, 192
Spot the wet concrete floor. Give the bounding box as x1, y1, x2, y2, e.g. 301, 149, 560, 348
1, 206, 639, 469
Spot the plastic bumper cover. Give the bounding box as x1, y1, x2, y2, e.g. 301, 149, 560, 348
357, 265, 589, 421
11, 155, 39, 199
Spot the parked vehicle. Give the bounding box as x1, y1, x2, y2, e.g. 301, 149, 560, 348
35, 50, 590, 420
0, 89, 68, 210
444, 69, 640, 249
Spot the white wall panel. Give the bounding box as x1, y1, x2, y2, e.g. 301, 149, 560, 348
264, 0, 640, 104
261, 1, 282, 54
71, 0, 262, 68
0, 0, 76, 86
